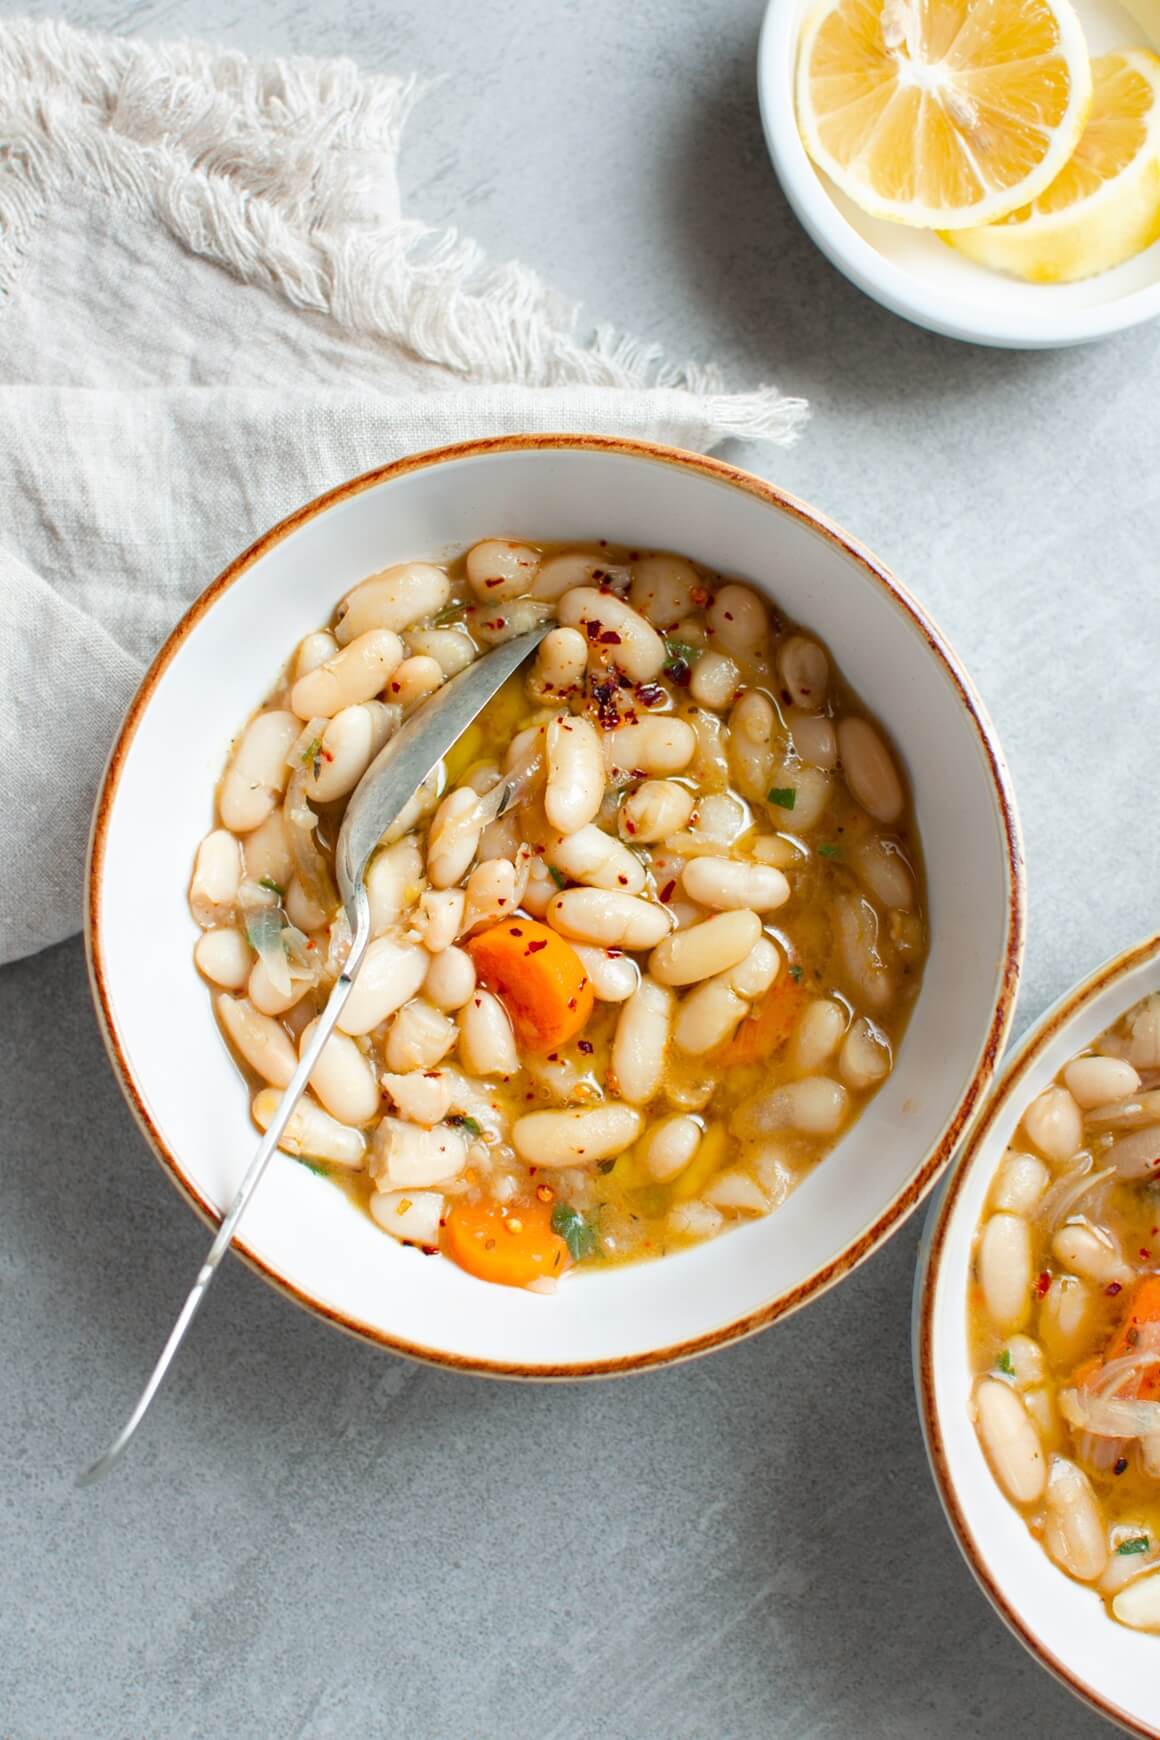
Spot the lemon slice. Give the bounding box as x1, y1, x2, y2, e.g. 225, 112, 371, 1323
946, 49, 1160, 279
796, 0, 1093, 229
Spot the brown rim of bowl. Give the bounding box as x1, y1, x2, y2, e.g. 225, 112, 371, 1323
85, 432, 1026, 1380
917, 931, 1160, 1740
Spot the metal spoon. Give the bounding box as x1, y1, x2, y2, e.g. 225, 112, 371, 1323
79, 623, 551, 1484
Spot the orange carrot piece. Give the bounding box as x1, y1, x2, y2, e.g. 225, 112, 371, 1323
467, 918, 594, 1053
719, 973, 807, 1066
1080, 1275, 1160, 1399
442, 1197, 571, 1289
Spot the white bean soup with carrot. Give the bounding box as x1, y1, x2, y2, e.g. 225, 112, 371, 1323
189, 540, 927, 1292
969, 994, 1160, 1631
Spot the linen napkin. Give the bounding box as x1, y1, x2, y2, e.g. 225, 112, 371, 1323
0, 18, 806, 966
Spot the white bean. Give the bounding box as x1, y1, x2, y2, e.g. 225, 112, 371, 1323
679, 857, 789, 914
381, 1070, 454, 1126
465, 538, 540, 601
248, 957, 307, 1018
305, 701, 396, 803
190, 829, 243, 926
386, 655, 443, 712
838, 1017, 893, 1091
1052, 1222, 1133, 1288
423, 945, 477, 1012
1004, 1333, 1047, 1389
1021, 1085, 1083, 1165
460, 855, 529, 935
573, 944, 640, 1003
458, 990, 519, 1077
668, 1200, 724, 1240
556, 586, 666, 682
531, 551, 615, 601
980, 1212, 1033, 1333
770, 762, 832, 832
512, 1103, 643, 1168
195, 927, 251, 989
1122, 997, 1160, 1069
833, 894, 893, 1013
252, 1087, 366, 1168
974, 1377, 1047, 1504
617, 780, 695, 844
295, 630, 338, 678
751, 834, 802, 870
1064, 1054, 1141, 1109
466, 597, 553, 645
733, 1077, 848, 1138
385, 999, 457, 1072
650, 909, 761, 987
299, 1017, 380, 1125
791, 998, 847, 1074
629, 553, 698, 628
427, 786, 484, 889
334, 562, 450, 642
217, 993, 296, 1086
603, 718, 696, 779
853, 838, 915, 911
370, 1118, 467, 1188
285, 877, 328, 933
545, 824, 644, 894
477, 810, 520, 866
612, 976, 673, 1104
530, 626, 588, 701
707, 584, 768, 662
1085, 1090, 1160, 1130
785, 707, 837, 771
672, 938, 780, 1055
1038, 1275, 1098, 1368
726, 690, 777, 802
369, 1188, 444, 1246
776, 635, 828, 711
418, 889, 464, 953
705, 1170, 769, 1214
1108, 1126, 1160, 1179
1043, 1458, 1108, 1582
1113, 1570, 1160, 1631
639, 1114, 702, 1181
837, 718, 904, 824
690, 650, 741, 712
241, 811, 293, 892
337, 938, 429, 1036
366, 839, 423, 936
548, 888, 671, 950
989, 1150, 1050, 1216
405, 626, 476, 679
544, 714, 604, 833
219, 711, 299, 833
521, 855, 557, 918
290, 629, 404, 720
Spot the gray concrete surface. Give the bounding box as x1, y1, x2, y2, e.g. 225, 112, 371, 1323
3, 0, 1159, 1735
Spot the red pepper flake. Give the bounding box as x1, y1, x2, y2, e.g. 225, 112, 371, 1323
659, 879, 677, 903
1142, 1249, 1153, 1262
723, 610, 734, 622
1106, 1280, 1124, 1296
691, 586, 710, 607
1035, 1271, 1051, 1297
585, 620, 603, 642
1114, 1457, 1129, 1476
508, 926, 524, 937
526, 939, 548, 954
617, 875, 628, 886
599, 630, 623, 646
578, 1039, 594, 1054
485, 576, 504, 588
635, 683, 665, 708
624, 818, 637, 835
567, 997, 577, 1009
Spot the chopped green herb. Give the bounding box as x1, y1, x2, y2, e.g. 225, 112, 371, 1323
596, 1158, 617, 1175
996, 1348, 1015, 1376
767, 787, 796, 811
300, 736, 322, 766
258, 876, 285, 897
547, 865, 568, 890
450, 1114, 483, 1139
297, 1157, 330, 1178
1117, 1536, 1150, 1556
551, 1202, 600, 1262
788, 964, 803, 983
817, 843, 843, 860
663, 637, 698, 665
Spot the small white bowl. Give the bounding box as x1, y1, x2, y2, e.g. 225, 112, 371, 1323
87, 435, 1024, 1377
758, 0, 1160, 348
916, 933, 1160, 1738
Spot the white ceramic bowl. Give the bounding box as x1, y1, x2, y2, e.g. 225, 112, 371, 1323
758, 0, 1160, 348
87, 435, 1024, 1376
916, 933, 1160, 1737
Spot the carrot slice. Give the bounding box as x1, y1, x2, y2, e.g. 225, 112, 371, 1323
1079, 1275, 1160, 1400
467, 918, 594, 1053
719, 973, 807, 1066
442, 1197, 571, 1289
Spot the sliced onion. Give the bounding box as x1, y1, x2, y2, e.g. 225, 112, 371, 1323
245, 904, 293, 998
1061, 1386, 1160, 1439
1036, 1157, 1114, 1231
283, 765, 338, 915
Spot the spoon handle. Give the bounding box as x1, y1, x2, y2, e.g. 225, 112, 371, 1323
78, 891, 373, 1485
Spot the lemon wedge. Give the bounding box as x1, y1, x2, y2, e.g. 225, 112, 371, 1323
945, 49, 1160, 279
796, 0, 1093, 229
